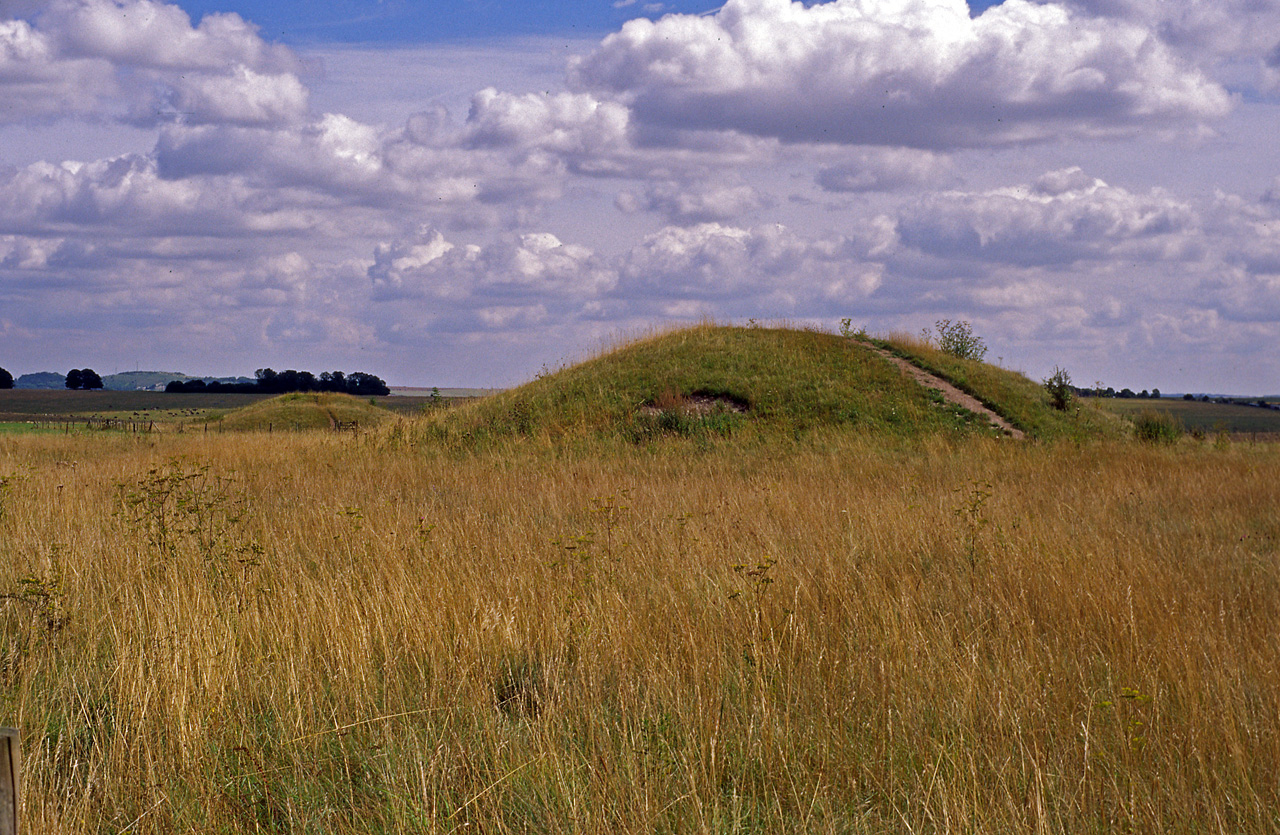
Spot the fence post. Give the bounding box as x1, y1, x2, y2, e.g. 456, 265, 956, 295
1, 727, 18, 835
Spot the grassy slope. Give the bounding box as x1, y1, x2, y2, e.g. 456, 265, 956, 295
436, 325, 1018, 443
219, 392, 396, 431
872, 332, 1123, 441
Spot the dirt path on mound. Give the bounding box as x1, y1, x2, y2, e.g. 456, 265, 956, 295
863, 343, 1025, 439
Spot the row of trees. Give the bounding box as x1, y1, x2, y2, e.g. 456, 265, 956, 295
166, 368, 389, 396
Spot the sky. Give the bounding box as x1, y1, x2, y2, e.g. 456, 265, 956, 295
0, 0, 1278, 392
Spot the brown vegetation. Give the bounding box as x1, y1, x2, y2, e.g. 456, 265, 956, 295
1, 425, 1277, 833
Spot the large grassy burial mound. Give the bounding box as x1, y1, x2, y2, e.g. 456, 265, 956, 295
432, 324, 1108, 443
218, 391, 394, 431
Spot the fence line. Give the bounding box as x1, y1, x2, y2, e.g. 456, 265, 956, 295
30, 417, 157, 434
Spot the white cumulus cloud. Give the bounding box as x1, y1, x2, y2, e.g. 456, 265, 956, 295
0, 0, 309, 127
894, 167, 1201, 267
617, 222, 885, 315
570, 0, 1232, 148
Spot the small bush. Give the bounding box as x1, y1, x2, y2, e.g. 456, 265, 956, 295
931, 319, 988, 362
838, 318, 866, 339
1133, 409, 1183, 444
1043, 367, 1073, 411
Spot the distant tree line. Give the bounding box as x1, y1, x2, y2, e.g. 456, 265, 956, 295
165, 368, 389, 396
1182, 392, 1278, 409
1075, 385, 1275, 410
0, 366, 12, 389
1076, 386, 1161, 399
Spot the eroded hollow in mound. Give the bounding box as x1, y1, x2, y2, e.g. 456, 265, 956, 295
639, 390, 750, 417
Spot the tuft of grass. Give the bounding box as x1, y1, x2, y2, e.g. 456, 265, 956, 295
1133, 408, 1184, 444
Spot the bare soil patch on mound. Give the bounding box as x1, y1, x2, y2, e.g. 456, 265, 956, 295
638, 390, 749, 418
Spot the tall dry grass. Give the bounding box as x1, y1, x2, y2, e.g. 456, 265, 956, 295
0, 429, 1277, 832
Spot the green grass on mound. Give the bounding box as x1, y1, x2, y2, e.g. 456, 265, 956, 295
872, 333, 1123, 442
219, 392, 396, 431
423, 325, 1027, 446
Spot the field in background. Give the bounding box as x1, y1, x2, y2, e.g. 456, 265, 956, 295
0, 390, 481, 429
1, 426, 1277, 834
1096, 397, 1280, 435
0, 390, 275, 425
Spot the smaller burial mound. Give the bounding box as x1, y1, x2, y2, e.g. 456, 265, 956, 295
217, 392, 395, 432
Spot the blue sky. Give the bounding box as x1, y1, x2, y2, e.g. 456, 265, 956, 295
170, 1, 1006, 43
172, 0, 722, 42
1, 0, 1278, 391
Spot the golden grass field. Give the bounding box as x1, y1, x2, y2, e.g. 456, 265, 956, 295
2, 423, 1277, 833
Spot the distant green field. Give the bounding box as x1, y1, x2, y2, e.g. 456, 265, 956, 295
1096, 398, 1280, 434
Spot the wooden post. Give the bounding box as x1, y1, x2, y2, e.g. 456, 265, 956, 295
0, 727, 18, 835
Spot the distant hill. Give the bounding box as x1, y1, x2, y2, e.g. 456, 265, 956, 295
15, 372, 65, 389
12, 370, 261, 391
102, 372, 256, 391
103, 371, 192, 391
